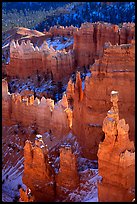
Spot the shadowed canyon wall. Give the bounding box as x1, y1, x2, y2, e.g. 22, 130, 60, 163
72, 41, 135, 159
97, 91, 135, 202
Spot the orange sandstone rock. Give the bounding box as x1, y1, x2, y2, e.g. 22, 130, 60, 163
75, 71, 83, 102
2, 79, 12, 125
7, 39, 75, 82
56, 145, 79, 199
66, 78, 75, 107
2, 80, 71, 140
73, 22, 135, 68
19, 187, 34, 202
66, 78, 75, 99
72, 42, 135, 159
97, 91, 135, 202
22, 138, 79, 201
22, 135, 55, 202
48, 25, 77, 37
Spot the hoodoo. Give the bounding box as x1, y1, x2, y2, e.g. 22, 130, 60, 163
7, 39, 75, 81
97, 91, 135, 202
22, 135, 55, 202
72, 41, 135, 159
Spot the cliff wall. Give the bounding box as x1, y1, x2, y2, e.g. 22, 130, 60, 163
6, 22, 134, 82
72, 41, 135, 159
11, 95, 71, 137
73, 22, 135, 67
2, 80, 71, 138
48, 25, 78, 37
6, 40, 75, 81
97, 91, 135, 202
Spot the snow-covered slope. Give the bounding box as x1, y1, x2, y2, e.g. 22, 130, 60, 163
2, 125, 36, 201
46, 36, 74, 50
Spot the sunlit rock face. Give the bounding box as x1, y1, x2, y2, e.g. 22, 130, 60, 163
6, 22, 135, 83
22, 135, 55, 202
2, 79, 12, 126
22, 136, 80, 202
7, 39, 75, 82
73, 22, 135, 67
56, 145, 79, 199
2, 83, 71, 139
97, 91, 135, 202
72, 41, 135, 159
19, 188, 34, 202
48, 25, 78, 37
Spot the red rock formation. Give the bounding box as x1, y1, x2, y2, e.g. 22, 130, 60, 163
22, 135, 55, 202
119, 22, 135, 44
73, 22, 135, 67
57, 94, 73, 129
66, 78, 75, 107
73, 23, 95, 67
65, 108, 73, 129
19, 187, 34, 202
2, 64, 7, 78
66, 79, 75, 99
2, 79, 12, 125
75, 71, 84, 102
97, 91, 135, 202
5, 22, 135, 84
56, 145, 79, 198
72, 41, 135, 159
2, 79, 71, 138
48, 25, 77, 37
6, 39, 75, 82
10, 94, 70, 137
5, 22, 135, 82
22, 137, 80, 201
